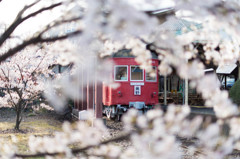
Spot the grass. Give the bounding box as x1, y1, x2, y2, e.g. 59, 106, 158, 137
21, 120, 61, 132
0, 116, 62, 154
0, 122, 14, 130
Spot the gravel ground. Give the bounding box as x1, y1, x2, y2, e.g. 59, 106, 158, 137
104, 117, 199, 158
104, 117, 132, 149
104, 118, 124, 138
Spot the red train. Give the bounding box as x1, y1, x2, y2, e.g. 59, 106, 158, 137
102, 49, 159, 120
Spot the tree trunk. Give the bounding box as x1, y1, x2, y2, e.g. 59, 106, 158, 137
14, 103, 22, 130
15, 112, 20, 130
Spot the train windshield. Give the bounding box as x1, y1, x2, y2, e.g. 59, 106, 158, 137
115, 66, 128, 81
131, 66, 143, 81
146, 66, 157, 82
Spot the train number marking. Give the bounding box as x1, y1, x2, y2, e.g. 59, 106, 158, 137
134, 86, 141, 95
130, 82, 144, 86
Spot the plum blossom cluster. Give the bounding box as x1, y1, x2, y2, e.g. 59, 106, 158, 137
0, 107, 236, 159
194, 74, 239, 118
119, 107, 227, 159
28, 118, 108, 156
0, 45, 58, 129
0, 140, 17, 159
118, 107, 240, 159
2, 0, 240, 158
0, 46, 55, 99
126, 38, 154, 73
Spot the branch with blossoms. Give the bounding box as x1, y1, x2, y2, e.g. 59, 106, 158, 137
0, 0, 61, 46
0, 47, 56, 130
6, 106, 237, 159
14, 132, 131, 158
0, 67, 38, 129
0, 0, 83, 63
1, 0, 240, 158
0, 29, 83, 63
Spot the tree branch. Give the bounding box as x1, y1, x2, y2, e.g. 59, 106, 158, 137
21, 2, 62, 22
32, 52, 46, 74
40, 29, 83, 43
16, 64, 24, 84
0, 0, 40, 45
0, 29, 82, 63
16, 0, 41, 19
14, 132, 131, 158
0, 1, 62, 46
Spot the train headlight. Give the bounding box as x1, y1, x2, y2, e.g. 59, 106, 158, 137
118, 91, 122, 97
152, 92, 156, 97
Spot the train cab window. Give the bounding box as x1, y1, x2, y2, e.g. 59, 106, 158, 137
146, 66, 157, 82
114, 66, 128, 81
131, 66, 143, 81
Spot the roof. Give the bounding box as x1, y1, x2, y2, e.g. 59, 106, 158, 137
158, 17, 202, 35
216, 64, 237, 74
110, 18, 201, 60
112, 49, 158, 59
125, 1, 175, 11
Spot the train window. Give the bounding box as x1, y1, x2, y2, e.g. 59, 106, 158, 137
114, 66, 128, 81
131, 66, 143, 81
146, 66, 157, 82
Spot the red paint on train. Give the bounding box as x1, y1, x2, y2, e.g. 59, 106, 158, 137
103, 57, 159, 107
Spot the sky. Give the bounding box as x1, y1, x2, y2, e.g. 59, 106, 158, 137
0, 0, 176, 36
0, 0, 61, 36
0, 0, 29, 24
125, 0, 175, 11
0, 0, 176, 24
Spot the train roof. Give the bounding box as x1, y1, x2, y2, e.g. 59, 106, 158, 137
112, 49, 158, 59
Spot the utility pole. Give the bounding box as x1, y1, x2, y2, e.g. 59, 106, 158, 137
185, 78, 188, 105
164, 76, 167, 105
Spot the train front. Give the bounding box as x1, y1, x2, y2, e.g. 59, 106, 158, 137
103, 49, 159, 120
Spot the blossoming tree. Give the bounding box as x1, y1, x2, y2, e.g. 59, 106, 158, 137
1, 0, 240, 158
0, 46, 56, 130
